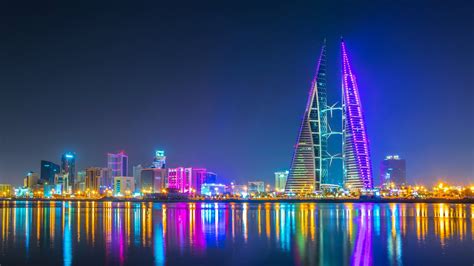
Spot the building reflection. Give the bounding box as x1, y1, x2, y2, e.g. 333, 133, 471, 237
0, 201, 470, 264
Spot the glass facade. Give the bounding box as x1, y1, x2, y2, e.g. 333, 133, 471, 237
285, 43, 327, 193
40, 160, 60, 184
341, 40, 373, 190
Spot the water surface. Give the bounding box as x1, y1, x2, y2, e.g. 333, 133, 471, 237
0, 201, 472, 265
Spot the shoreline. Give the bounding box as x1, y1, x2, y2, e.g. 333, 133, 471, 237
2, 198, 473, 204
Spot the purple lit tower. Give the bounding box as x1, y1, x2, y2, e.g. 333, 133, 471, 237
341, 39, 373, 190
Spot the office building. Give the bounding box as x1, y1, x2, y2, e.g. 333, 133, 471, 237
40, 160, 60, 184
167, 167, 191, 193
285, 42, 328, 193
61, 152, 76, 188
275, 171, 289, 192
113, 176, 135, 196
24, 172, 40, 188
341, 40, 374, 190
380, 155, 407, 187
248, 181, 265, 194
108, 151, 128, 178
140, 168, 167, 193
85, 167, 102, 193
133, 164, 143, 190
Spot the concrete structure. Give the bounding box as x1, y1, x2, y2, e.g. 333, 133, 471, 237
140, 168, 167, 193
113, 176, 135, 196
167, 167, 207, 194
85, 167, 102, 194
24, 172, 40, 188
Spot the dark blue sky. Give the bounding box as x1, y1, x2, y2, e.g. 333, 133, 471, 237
0, 1, 472, 186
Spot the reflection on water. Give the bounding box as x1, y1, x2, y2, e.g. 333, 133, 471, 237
0, 201, 472, 265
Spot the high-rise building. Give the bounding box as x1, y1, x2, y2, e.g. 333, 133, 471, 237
24, 171, 40, 188
54, 172, 70, 194
140, 168, 167, 193
113, 176, 135, 196
76, 170, 86, 192
108, 151, 128, 178
204, 172, 217, 184
193, 168, 207, 194
152, 150, 166, 169
380, 155, 406, 187
133, 164, 143, 190
285, 42, 328, 193
167, 167, 190, 193
100, 168, 112, 189
167, 167, 204, 193
275, 171, 289, 192
61, 152, 76, 188
85, 167, 103, 193
40, 160, 60, 184
341, 40, 374, 190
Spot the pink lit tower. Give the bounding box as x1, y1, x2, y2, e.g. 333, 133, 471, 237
341, 39, 374, 190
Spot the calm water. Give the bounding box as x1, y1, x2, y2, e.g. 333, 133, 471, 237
0, 201, 472, 265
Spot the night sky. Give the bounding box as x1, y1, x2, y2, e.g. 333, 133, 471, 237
0, 1, 472, 186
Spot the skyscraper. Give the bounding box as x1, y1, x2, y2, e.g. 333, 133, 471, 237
108, 151, 128, 178
285, 42, 328, 193
85, 167, 102, 193
40, 160, 60, 184
275, 171, 289, 192
380, 155, 406, 187
341, 40, 374, 190
61, 152, 76, 189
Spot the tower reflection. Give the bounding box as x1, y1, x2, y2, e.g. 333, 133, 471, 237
0, 201, 470, 265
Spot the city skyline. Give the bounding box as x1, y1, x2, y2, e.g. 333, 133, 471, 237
0, 1, 472, 186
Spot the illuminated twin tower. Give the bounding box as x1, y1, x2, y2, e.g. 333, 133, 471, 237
285, 39, 373, 193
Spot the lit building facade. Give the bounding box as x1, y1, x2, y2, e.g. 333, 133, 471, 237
85, 167, 102, 193
61, 152, 76, 188
40, 160, 60, 184
201, 183, 226, 196
0, 184, 13, 197
341, 40, 373, 190
248, 181, 265, 194
140, 168, 167, 193
380, 155, 406, 187
113, 176, 135, 196
24, 171, 40, 188
108, 151, 128, 178
275, 171, 289, 192
167, 167, 206, 194
286, 43, 328, 193
152, 150, 166, 169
